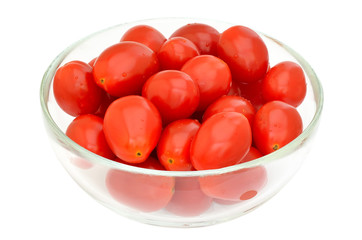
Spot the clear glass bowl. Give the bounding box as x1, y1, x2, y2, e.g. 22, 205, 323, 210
40, 18, 323, 227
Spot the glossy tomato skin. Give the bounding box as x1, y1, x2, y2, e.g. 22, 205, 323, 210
120, 25, 166, 53
142, 70, 200, 125
93, 41, 159, 97
190, 112, 252, 170
166, 177, 213, 217
199, 146, 267, 201
181, 55, 232, 111
253, 100, 303, 155
157, 119, 200, 171
53, 61, 104, 116
262, 61, 306, 107
218, 25, 269, 83
66, 114, 116, 160
202, 95, 256, 126
170, 23, 220, 55
157, 37, 200, 70
106, 168, 174, 212
103, 95, 162, 163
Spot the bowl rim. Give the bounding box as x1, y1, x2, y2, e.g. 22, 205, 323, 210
40, 17, 324, 177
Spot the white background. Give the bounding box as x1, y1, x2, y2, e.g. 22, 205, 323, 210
1, 0, 361, 239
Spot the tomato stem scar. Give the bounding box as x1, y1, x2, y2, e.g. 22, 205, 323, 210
272, 144, 279, 151
168, 158, 174, 164
100, 78, 105, 84
136, 151, 142, 157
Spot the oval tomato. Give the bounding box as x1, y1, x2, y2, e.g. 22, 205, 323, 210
262, 61, 306, 107
190, 112, 252, 170
165, 177, 213, 217
93, 41, 159, 97
157, 119, 200, 171
181, 55, 232, 111
202, 95, 256, 126
218, 25, 269, 83
106, 169, 174, 212
120, 24, 166, 53
170, 23, 220, 55
53, 60, 104, 116
252, 100, 303, 155
103, 95, 162, 163
157, 37, 200, 70
142, 70, 200, 125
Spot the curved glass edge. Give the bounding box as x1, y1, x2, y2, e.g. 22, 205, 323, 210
40, 18, 324, 177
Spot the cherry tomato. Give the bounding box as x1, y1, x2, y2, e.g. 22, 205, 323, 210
106, 168, 174, 212
199, 165, 267, 201
170, 23, 220, 55
157, 119, 200, 171
93, 41, 159, 97
103, 95, 162, 163
202, 95, 256, 126
142, 70, 200, 125
157, 37, 200, 70
262, 61, 306, 107
190, 112, 252, 170
53, 61, 104, 116
66, 114, 115, 159
114, 156, 166, 170
181, 55, 232, 111
120, 24, 166, 53
253, 100, 303, 155
218, 25, 269, 83
165, 177, 213, 217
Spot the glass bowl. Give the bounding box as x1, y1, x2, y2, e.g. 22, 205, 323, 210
40, 18, 323, 227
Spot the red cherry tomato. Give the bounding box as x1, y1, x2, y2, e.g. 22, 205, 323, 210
181, 55, 232, 111
114, 156, 166, 170
165, 177, 213, 217
53, 61, 104, 116
253, 100, 303, 155
66, 114, 115, 159
106, 169, 174, 212
218, 25, 269, 83
103, 95, 162, 163
93, 41, 159, 97
190, 112, 252, 170
142, 70, 200, 125
202, 95, 256, 126
157, 37, 200, 70
157, 119, 200, 171
170, 23, 220, 55
262, 61, 306, 107
120, 24, 166, 53
199, 165, 267, 201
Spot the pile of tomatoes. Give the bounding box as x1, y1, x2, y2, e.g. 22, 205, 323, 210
53, 22, 306, 215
